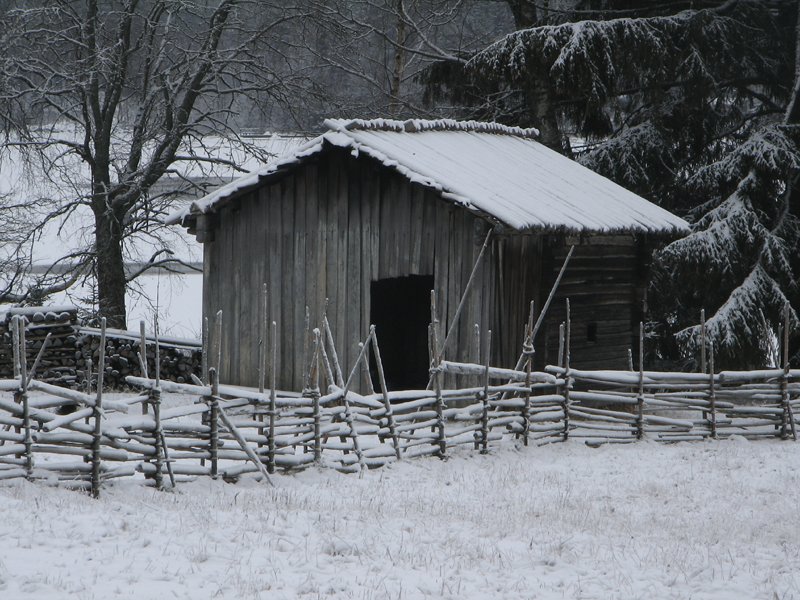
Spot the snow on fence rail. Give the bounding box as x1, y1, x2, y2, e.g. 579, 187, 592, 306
0, 301, 797, 498
0, 296, 800, 496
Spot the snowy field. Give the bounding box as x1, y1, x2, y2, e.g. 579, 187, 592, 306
2, 419, 799, 600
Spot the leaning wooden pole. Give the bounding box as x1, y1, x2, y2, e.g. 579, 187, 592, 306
435, 228, 492, 365
340, 332, 372, 474
371, 326, 400, 460
562, 300, 571, 442
91, 318, 107, 499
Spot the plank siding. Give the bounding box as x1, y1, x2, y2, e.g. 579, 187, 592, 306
203, 147, 646, 391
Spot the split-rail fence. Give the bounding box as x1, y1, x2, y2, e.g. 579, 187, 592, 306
0, 298, 796, 498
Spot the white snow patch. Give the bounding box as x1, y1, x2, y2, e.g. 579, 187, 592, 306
1, 420, 798, 599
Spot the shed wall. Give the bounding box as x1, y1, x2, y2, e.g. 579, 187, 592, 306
203, 149, 497, 391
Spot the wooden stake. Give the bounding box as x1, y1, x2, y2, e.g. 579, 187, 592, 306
480, 329, 492, 454
91, 318, 106, 499
202, 316, 209, 384
340, 332, 372, 475
521, 304, 535, 446
268, 320, 277, 474
428, 318, 447, 459
309, 330, 322, 462
709, 342, 717, 440
636, 322, 644, 440
562, 300, 571, 442
208, 367, 220, 479
217, 406, 274, 485
16, 318, 33, 479
371, 326, 400, 460
780, 303, 796, 440
215, 309, 223, 373
257, 284, 268, 451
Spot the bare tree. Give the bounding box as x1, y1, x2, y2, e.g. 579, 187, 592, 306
0, 0, 305, 327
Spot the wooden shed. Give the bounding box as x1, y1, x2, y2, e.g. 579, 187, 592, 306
169, 119, 688, 391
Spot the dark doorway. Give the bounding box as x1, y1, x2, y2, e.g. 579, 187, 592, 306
370, 275, 433, 391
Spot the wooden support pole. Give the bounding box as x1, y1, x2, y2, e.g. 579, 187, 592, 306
301, 306, 311, 390
371, 326, 400, 460
700, 309, 707, 374
26, 332, 52, 387
428, 318, 447, 459
202, 316, 209, 384
340, 332, 372, 474
636, 322, 645, 440
709, 343, 717, 440
217, 406, 274, 485
780, 303, 796, 440
435, 228, 492, 364
700, 309, 708, 424
208, 367, 220, 479
562, 300, 571, 442
215, 310, 223, 374
257, 284, 268, 452
268, 320, 277, 474
359, 342, 375, 395
151, 315, 170, 490
139, 320, 149, 415
323, 313, 345, 388
521, 302, 535, 446
480, 329, 492, 454
16, 318, 33, 479
512, 245, 575, 374
310, 330, 322, 462
91, 318, 106, 499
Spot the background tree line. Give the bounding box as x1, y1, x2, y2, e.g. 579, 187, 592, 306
1, 0, 798, 369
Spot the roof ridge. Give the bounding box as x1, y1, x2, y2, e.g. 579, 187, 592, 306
323, 118, 539, 139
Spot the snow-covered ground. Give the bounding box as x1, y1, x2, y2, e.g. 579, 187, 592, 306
1, 414, 798, 599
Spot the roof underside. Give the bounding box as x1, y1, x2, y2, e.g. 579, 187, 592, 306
168, 118, 689, 235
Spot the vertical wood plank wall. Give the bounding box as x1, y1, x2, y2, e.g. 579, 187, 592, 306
203, 148, 496, 391
202, 147, 645, 390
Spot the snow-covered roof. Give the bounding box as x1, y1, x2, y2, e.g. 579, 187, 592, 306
168, 118, 689, 234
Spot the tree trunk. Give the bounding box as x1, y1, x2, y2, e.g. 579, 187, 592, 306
94, 208, 128, 329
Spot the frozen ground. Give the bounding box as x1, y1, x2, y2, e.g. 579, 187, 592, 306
1, 429, 798, 599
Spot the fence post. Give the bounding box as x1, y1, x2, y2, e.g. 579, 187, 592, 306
780, 303, 796, 440
14, 317, 33, 479
636, 322, 645, 440
428, 304, 447, 460
480, 330, 492, 454
521, 322, 534, 446
208, 367, 220, 479
562, 300, 571, 442
91, 318, 107, 499
268, 320, 277, 474
709, 343, 717, 439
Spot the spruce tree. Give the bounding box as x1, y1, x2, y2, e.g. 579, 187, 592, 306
425, 0, 800, 368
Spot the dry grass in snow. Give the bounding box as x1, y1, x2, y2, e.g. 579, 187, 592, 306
1, 438, 798, 599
